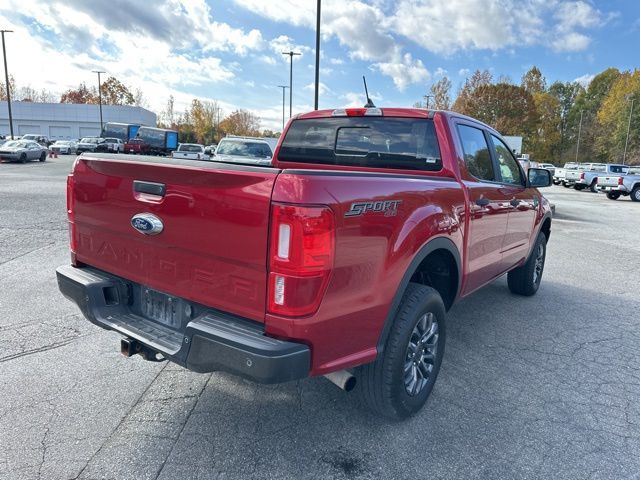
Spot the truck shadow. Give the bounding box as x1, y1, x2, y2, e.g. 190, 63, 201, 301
134, 278, 640, 479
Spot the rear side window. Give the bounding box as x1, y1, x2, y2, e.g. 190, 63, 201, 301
278, 117, 442, 171
457, 125, 494, 181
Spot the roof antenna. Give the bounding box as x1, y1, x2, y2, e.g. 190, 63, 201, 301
362, 76, 376, 108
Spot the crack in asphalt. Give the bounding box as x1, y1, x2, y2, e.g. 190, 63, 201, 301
71, 363, 169, 480
152, 374, 213, 480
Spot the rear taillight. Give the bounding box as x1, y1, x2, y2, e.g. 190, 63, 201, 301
580, 172, 585, 180
66, 174, 77, 263
332, 107, 383, 117
267, 203, 335, 317
618, 177, 624, 185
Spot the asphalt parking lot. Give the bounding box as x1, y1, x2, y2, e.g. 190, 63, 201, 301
1, 155, 639, 480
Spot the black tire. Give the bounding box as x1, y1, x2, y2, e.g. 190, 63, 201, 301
631, 186, 640, 202
606, 191, 621, 200
589, 181, 598, 193
356, 283, 446, 420
20, 153, 27, 163
562, 182, 572, 188
39, 152, 46, 162
508, 232, 547, 296
574, 184, 585, 191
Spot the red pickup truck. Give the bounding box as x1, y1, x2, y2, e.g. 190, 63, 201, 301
57, 107, 552, 419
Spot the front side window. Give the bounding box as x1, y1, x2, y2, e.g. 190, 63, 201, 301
491, 134, 523, 185
457, 124, 494, 181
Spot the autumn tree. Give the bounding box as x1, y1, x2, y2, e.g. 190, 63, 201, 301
219, 109, 260, 137
0, 74, 17, 101
60, 83, 97, 104
521, 66, 546, 94
567, 68, 621, 162
596, 70, 640, 163
452, 69, 492, 113
430, 77, 452, 110
100, 76, 135, 105
189, 99, 220, 144
528, 92, 562, 161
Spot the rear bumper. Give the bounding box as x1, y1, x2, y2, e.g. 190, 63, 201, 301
56, 265, 310, 383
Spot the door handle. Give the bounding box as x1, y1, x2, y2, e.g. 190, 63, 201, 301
134, 180, 166, 197
475, 198, 490, 207
510, 199, 521, 207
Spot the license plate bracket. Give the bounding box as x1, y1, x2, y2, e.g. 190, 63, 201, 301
140, 287, 186, 330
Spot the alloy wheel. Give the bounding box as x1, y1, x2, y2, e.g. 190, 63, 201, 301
404, 312, 439, 396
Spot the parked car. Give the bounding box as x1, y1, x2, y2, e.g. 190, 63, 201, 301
539, 163, 556, 177
20, 134, 51, 146
57, 107, 553, 419
0, 140, 48, 162
573, 163, 629, 192
76, 137, 106, 154
123, 138, 150, 155
553, 162, 579, 186
563, 163, 604, 188
96, 137, 125, 153
213, 136, 277, 166
597, 168, 640, 201
171, 143, 209, 160
50, 140, 77, 155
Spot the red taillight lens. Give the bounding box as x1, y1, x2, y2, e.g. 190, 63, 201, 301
268, 203, 335, 317
618, 177, 624, 185
66, 174, 77, 259
580, 172, 585, 180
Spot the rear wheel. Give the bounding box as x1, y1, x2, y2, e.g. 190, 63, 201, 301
631, 186, 640, 202
356, 283, 446, 420
508, 232, 547, 296
574, 184, 585, 191
562, 182, 571, 188
606, 191, 621, 200
20, 153, 27, 163
589, 181, 598, 193
39, 152, 46, 162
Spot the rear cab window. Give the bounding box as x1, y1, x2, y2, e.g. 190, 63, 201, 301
457, 124, 495, 181
277, 117, 442, 172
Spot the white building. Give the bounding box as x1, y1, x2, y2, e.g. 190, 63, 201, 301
0, 101, 157, 140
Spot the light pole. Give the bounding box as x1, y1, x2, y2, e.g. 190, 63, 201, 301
575, 110, 583, 163
423, 94, 433, 109
314, 0, 321, 110
92, 70, 105, 133
1, 29, 14, 139
278, 85, 289, 131
623, 96, 635, 166
282, 51, 301, 118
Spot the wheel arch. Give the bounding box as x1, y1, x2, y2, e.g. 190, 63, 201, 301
376, 236, 461, 353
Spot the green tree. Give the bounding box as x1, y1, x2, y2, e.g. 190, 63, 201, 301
548, 81, 584, 159
452, 69, 492, 113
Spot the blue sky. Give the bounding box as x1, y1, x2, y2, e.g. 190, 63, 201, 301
0, 0, 638, 130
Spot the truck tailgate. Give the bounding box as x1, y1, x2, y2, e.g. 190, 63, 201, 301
71, 155, 279, 322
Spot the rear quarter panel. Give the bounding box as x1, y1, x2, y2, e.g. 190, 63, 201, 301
266, 171, 466, 374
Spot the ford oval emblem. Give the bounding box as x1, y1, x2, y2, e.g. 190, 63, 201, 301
131, 213, 164, 235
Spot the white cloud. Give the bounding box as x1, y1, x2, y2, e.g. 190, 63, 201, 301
434, 67, 448, 77
458, 68, 471, 77
574, 73, 595, 87
373, 53, 430, 91
304, 82, 332, 96
552, 32, 591, 52
329, 58, 345, 65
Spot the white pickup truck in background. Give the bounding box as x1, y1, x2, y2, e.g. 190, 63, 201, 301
171, 143, 210, 161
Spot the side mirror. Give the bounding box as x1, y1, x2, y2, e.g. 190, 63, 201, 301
528, 168, 552, 188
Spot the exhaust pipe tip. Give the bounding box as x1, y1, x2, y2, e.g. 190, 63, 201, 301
324, 370, 357, 392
